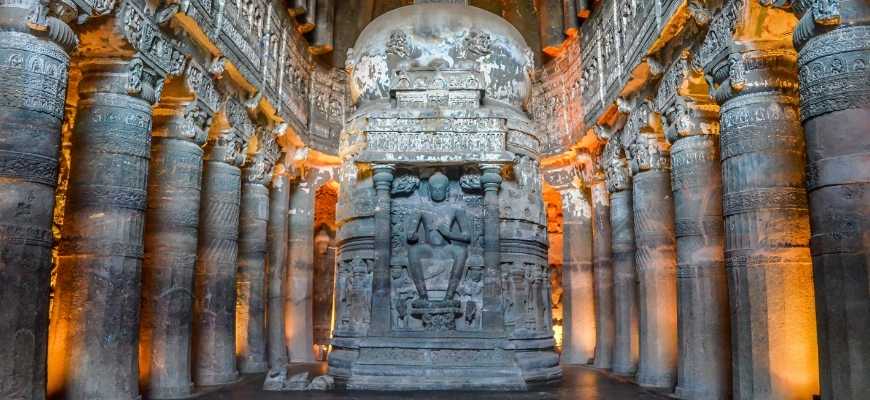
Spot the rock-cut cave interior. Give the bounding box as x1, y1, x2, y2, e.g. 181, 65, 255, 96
0, 0, 867, 399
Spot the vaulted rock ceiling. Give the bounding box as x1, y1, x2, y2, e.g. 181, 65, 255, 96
320, 1, 544, 68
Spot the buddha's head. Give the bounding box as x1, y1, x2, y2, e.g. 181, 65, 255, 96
429, 172, 449, 202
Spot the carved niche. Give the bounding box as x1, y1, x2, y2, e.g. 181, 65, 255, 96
388, 169, 485, 332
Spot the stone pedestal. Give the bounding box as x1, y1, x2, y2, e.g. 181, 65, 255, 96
139, 99, 208, 399
0, 6, 74, 397
663, 101, 730, 400
792, 10, 870, 400
560, 187, 596, 364
286, 178, 315, 362
604, 142, 639, 376
707, 45, 819, 399
193, 124, 247, 386
591, 181, 614, 369
48, 58, 158, 400
267, 171, 291, 369
236, 149, 274, 373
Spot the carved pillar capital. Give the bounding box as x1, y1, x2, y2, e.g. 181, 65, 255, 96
0, 0, 78, 52
603, 138, 632, 193
625, 101, 670, 173
662, 97, 721, 143
372, 164, 396, 191
480, 164, 503, 191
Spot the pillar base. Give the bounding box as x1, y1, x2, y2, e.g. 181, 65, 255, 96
145, 384, 194, 400
196, 372, 240, 387
674, 384, 728, 400
239, 361, 269, 374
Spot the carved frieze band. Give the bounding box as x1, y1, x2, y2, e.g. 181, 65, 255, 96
722, 187, 808, 216
0, 150, 59, 186
797, 25, 870, 120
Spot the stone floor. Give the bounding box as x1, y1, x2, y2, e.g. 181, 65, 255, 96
194, 363, 668, 400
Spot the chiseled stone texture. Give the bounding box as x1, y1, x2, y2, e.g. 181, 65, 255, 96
193, 129, 246, 386
266, 172, 291, 369
791, 6, 870, 399
236, 153, 273, 374
605, 143, 639, 377
286, 180, 315, 362
0, 21, 72, 398
706, 43, 819, 399
49, 59, 157, 400
631, 168, 678, 389
591, 181, 614, 369
560, 188, 596, 365
139, 103, 207, 399
669, 134, 730, 400
328, 3, 559, 389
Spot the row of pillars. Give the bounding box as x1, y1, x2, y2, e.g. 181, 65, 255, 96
0, 30, 319, 400
556, 8, 868, 400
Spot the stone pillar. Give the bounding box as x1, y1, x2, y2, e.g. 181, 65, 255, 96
193, 99, 252, 386
660, 86, 731, 397
47, 57, 162, 399
604, 139, 640, 376
789, 3, 869, 398
702, 30, 819, 397
591, 176, 614, 369
0, 0, 75, 397
369, 164, 394, 335
480, 164, 504, 331
267, 167, 291, 369
559, 186, 596, 364
625, 102, 678, 389
236, 135, 278, 373
139, 81, 212, 398
538, 0, 566, 56
286, 171, 315, 362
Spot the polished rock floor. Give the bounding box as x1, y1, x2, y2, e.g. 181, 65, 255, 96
194, 363, 668, 400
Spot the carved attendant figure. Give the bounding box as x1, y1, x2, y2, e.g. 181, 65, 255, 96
405, 172, 471, 302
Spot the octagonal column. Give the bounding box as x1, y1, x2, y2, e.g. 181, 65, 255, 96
266, 165, 291, 370
625, 102, 678, 389
193, 99, 252, 386
787, 3, 870, 398
286, 169, 316, 362
0, 0, 76, 397
558, 185, 596, 364
603, 139, 639, 376
139, 74, 214, 398
702, 28, 819, 396
48, 57, 163, 400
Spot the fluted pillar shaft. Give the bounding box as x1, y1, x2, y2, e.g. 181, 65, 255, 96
193, 126, 247, 386
139, 99, 208, 398
236, 151, 274, 373
591, 179, 614, 369
286, 176, 315, 361
267, 171, 290, 369
0, 1, 75, 396
48, 58, 160, 399
663, 98, 730, 399
707, 43, 819, 399
623, 105, 679, 389
790, 3, 870, 398
559, 187, 596, 364
604, 143, 639, 376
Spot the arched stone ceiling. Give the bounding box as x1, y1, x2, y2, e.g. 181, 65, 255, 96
321, 0, 544, 68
